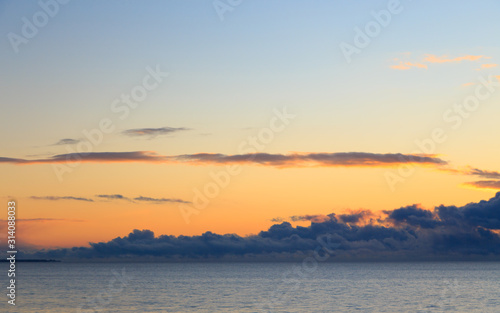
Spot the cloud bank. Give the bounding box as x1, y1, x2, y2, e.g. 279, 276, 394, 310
25, 193, 500, 261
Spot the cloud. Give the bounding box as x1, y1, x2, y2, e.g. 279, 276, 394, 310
385, 205, 440, 229
122, 127, 190, 138
133, 196, 191, 204
440, 166, 500, 180
338, 210, 375, 225
96, 194, 132, 201
53, 138, 80, 145
462, 82, 475, 87
96, 194, 191, 204
390, 62, 427, 70
0, 151, 163, 164
290, 215, 332, 223
465, 168, 500, 179
424, 54, 485, 63
270, 217, 285, 223
278, 210, 375, 225
0, 151, 447, 168
30, 196, 94, 202
171, 152, 447, 168
478, 64, 498, 69
390, 54, 489, 70
23, 193, 500, 261
463, 180, 500, 191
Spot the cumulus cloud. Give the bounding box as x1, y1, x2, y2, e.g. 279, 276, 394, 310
30, 196, 94, 202
122, 127, 190, 138
23, 193, 500, 261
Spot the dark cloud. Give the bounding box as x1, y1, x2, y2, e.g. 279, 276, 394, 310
385, 205, 440, 229
30, 196, 94, 202
122, 127, 190, 138
467, 168, 500, 179
0, 151, 446, 168
96, 194, 132, 201
53, 138, 80, 145
338, 210, 374, 225
133, 196, 191, 204
23, 193, 500, 261
95, 194, 190, 204
0, 151, 162, 164
173, 152, 447, 167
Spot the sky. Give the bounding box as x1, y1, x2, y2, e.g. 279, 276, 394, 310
1, 0, 500, 258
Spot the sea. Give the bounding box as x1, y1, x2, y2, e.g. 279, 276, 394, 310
1, 262, 499, 312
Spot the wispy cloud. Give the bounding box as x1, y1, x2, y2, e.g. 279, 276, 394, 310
290, 214, 332, 223
96, 194, 132, 201
466, 168, 500, 179
96, 194, 191, 204
424, 54, 485, 63
0, 151, 447, 168
463, 180, 500, 190
122, 127, 190, 138
170, 152, 447, 167
53, 138, 80, 145
442, 166, 500, 179
390, 54, 489, 70
390, 61, 427, 70
277, 210, 376, 226
480, 63, 498, 68
30, 196, 94, 202
133, 196, 191, 204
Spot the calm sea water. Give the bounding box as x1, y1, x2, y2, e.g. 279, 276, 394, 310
1, 262, 499, 312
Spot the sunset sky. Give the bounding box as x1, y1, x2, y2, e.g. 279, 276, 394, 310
1, 0, 500, 250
